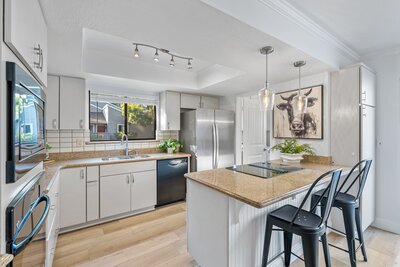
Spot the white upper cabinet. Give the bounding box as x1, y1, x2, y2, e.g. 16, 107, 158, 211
59, 77, 87, 130
44, 76, 60, 130
4, 0, 47, 86
360, 66, 376, 107
181, 94, 201, 109
160, 91, 180, 130
201, 96, 219, 109
180, 93, 220, 109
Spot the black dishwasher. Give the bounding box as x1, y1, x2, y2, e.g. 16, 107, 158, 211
157, 158, 188, 206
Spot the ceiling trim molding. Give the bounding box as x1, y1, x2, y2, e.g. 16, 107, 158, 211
258, 0, 360, 62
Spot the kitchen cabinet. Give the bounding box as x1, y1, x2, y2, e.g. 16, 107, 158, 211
59, 167, 87, 228
44, 75, 60, 130
131, 170, 157, 211
4, 0, 47, 86
360, 66, 375, 106
59, 76, 87, 130
201, 96, 219, 109
160, 91, 180, 130
100, 161, 157, 219
181, 94, 201, 109
100, 173, 131, 218
180, 93, 220, 109
45, 173, 60, 267
87, 166, 100, 221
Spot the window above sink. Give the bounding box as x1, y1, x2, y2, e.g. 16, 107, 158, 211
89, 92, 157, 142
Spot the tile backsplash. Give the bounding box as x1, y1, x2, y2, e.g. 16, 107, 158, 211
46, 129, 179, 154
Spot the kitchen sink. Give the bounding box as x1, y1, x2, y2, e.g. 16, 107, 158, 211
101, 155, 151, 161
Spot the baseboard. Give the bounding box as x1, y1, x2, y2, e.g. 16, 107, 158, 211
372, 218, 400, 234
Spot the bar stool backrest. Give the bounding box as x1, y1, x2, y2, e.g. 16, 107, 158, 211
337, 159, 372, 201
290, 169, 342, 227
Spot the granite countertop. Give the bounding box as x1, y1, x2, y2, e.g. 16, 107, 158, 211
184, 160, 349, 209
43, 153, 191, 191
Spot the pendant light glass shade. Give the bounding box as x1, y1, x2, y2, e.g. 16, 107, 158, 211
293, 61, 307, 114
259, 85, 275, 111
258, 46, 274, 111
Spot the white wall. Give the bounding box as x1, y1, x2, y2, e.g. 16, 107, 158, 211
363, 49, 400, 233
270, 72, 331, 157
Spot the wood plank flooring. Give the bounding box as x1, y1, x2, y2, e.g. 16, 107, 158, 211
54, 202, 400, 267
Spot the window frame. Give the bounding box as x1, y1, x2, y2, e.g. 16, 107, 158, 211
89, 91, 157, 142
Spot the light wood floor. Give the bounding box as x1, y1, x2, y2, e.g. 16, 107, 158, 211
54, 203, 400, 267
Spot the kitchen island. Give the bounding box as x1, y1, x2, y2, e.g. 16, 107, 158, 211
184, 161, 348, 267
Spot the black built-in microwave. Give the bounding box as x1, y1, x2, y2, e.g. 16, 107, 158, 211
6, 62, 47, 183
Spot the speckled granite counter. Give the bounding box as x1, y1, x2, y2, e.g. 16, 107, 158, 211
43, 153, 191, 191
184, 160, 348, 208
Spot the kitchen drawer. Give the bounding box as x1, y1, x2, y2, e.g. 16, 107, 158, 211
100, 160, 156, 177
87, 166, 99, 182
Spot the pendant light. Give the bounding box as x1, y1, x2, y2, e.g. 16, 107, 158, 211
293, 61, 308, 114
258, 46, 275, 111
153, 49, 159, 62
134, 44, 140, 58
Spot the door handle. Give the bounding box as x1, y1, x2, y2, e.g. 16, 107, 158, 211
212, 123, 217, 169
80, 169, 85, 179
87, 180, 98, 184
131, 174, 135, 183
215, 123, 219, 168
126, 175, 130, 184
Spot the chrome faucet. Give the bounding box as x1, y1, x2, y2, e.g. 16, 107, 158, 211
121, 134, 130, 156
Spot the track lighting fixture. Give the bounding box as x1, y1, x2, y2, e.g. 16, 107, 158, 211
134, 44, 140, 58
153, 49, 159, 62
132, 43, 193, 69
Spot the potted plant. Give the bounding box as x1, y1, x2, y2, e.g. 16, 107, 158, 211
271, 139, 315, 163
158, 138, 183, 154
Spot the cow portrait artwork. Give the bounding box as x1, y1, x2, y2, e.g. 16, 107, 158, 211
273, 85, 323, 139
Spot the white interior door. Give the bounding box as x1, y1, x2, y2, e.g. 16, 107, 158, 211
239, 96, 266, 164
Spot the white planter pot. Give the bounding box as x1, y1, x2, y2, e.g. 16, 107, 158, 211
167, 148, 174, 154
280, 153, 303, 163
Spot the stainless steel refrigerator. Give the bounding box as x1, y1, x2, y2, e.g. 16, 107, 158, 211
180, 109, 235, 172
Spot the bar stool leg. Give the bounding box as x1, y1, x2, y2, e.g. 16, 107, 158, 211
284, 231, 293, 267
355, 207, 368, 261
302, 234, 320, 267
321, 233, 331, 267
262, 218, 274, 267
342, 206, 357, 267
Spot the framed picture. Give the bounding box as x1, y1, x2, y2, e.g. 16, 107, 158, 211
273, 85, 323, 139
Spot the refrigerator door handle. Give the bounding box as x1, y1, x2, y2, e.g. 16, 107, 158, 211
212, 123, 217, 169
215, 123, 220, 168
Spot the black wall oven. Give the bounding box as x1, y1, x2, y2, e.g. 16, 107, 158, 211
6, 172, 50, 267
6, 62, 46, 183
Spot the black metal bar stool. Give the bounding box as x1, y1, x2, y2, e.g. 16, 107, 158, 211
311, 159, 372, 267
262, 169, 342, 267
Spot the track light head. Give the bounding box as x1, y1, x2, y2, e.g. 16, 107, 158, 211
153, 49, 159, 62
134, 44, 140, 58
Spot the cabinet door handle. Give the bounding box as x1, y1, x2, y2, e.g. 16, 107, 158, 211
167, 122, 170, 130
40, 47, 44, 72
34, 44, 41, 70
52, 119, 57, 129
80, 169, 85, 180
131, 174, 135, 183
79, 119, 84, 129
87, 180, 97, 184
126, 175, 130, 184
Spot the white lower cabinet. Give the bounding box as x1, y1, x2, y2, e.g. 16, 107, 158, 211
131, 170, 157, 211
59, 167, 87, 228
45, 173, 60, 267
100, 174, 131, 218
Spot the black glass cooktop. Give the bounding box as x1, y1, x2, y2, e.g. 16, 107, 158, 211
226, 162, 303, 179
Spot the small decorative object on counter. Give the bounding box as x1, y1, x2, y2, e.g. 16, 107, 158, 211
272, 139, 315, 163
45, 143, 52, 160
158, 138, 183, 154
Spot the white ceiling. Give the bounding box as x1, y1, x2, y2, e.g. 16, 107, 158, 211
286, 0, 400, 55
40, 0, 333, 96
